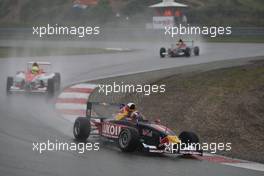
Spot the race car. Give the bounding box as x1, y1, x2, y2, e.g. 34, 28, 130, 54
73, 102, 203, 155
160, 40, 200, 58
6, 61, 61, 96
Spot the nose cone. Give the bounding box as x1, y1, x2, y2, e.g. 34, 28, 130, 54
160, 135, 180, 144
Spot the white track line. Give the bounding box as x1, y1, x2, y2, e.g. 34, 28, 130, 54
105, 48, 124, 51
223, 162, 264, 172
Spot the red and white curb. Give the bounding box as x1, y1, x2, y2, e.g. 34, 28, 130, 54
55, 83, 98, 123
55, 83, 264, 172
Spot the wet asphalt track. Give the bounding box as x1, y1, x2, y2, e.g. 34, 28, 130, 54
0, 41, 264, 176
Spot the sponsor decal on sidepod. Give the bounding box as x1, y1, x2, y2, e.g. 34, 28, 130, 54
102, 123, 122, 138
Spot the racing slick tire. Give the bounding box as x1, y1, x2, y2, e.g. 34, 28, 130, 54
179, 131, 201, 154
118, 128, 140, 152
54, 73, 61, 90
160, 47, 166, 58
194, 47, 200, 56
73, 117, 91, 141
179, 131, 203, 156
47, 78, 55, 97
185, 47, 191, 57
179, 131, 199, 144
6, 77, 13, 94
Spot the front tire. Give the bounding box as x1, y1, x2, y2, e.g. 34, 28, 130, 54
179, 131, 200, 153
73, 117, 91, 141
194, 47, 200, 56
160, 47, 166, 58
47, 78, 55, 97
118, 128, 139, 152
179, 131, 199, 144
6, 77, 13, 94
185, 47, 191, 57
54, 73, 61, 90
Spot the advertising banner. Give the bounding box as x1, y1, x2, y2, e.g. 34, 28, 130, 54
153, 16, 174, 29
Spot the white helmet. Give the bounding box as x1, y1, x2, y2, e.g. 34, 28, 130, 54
127, 102, 135, 111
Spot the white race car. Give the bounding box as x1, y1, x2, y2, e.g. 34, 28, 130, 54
6, 62, 61, 96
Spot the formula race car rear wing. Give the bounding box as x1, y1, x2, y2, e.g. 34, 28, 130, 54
85, 101, 124, 120
171, 40, 195, 47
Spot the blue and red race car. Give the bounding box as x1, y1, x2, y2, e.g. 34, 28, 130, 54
73, 102, 203, 156
160, 40, 200, 58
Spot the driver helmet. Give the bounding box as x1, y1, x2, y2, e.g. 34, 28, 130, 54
32, 62, 39, 67
127, 102, 136, 111
31, 66, 39, 74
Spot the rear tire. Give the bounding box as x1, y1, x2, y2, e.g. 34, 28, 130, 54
6, 77, 13, 94
160, 47, 166, 58
73, 117, 91, 141
54, 73, 61, 90
47, 78, 55, 97
118, 128, 139, 152
194, 47, 200, 56
185, 47, 191, 57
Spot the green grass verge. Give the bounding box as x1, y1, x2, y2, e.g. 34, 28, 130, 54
134, 59, 264, 162
178, 63, 264, 95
